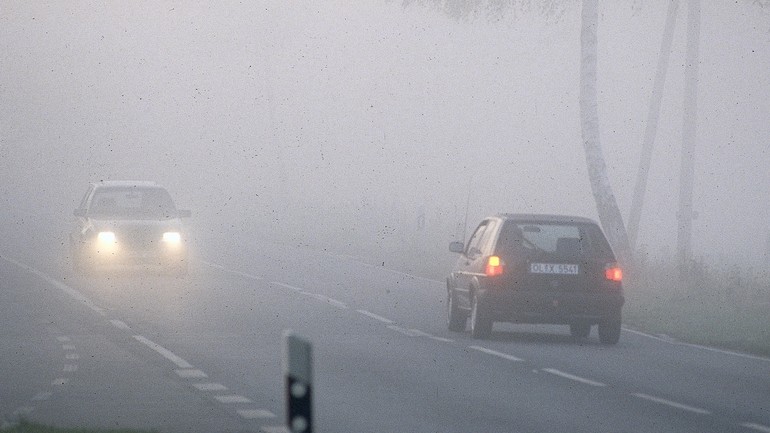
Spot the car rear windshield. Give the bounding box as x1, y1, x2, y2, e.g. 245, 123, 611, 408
89, 187, 178, 219
496, 220, 614, 259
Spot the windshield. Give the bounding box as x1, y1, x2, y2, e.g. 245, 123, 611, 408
89, 187, 178, 219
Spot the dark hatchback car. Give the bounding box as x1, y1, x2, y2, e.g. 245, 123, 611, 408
69, 181, 191, 275
447, 214, 624, 344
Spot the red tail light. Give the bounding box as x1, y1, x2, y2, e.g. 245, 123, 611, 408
604, 264, 623, 282
485, 256, 505, 277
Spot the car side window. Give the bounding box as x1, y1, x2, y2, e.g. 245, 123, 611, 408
79, 186, 93, 210
466, 222, 489, 257
477, 220, 498, 255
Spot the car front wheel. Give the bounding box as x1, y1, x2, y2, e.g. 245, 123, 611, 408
470, 293, 492, 339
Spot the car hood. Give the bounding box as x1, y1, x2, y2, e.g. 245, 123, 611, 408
87, 217, 184, 232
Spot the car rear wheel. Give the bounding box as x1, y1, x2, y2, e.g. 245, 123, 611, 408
470, 293, 492, 339
447, 289, 467, 332
570, 322, 591, 339
598, 317, 621, 345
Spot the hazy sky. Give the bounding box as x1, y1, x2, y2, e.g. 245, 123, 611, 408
1, 1, 768, 265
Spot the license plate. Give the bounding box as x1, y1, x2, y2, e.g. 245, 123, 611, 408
530, 263, 579, 275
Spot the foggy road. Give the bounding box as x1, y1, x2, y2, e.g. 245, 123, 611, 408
2, 213, 769, 433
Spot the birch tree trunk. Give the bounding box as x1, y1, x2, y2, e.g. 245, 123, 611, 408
579, 0, 632, 264
628, 0, 679, 249
677, 0, 700, 275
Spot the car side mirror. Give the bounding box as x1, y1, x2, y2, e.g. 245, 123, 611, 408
73, 208, 86, 217
178, 209, 191, 218
449, 241, 465, 254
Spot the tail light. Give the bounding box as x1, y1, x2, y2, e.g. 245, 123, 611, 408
604, 264, 623, 282
485, 256, 505, 277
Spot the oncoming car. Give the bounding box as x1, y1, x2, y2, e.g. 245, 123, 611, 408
446, 214, 624, 344
69, 181, 191, 275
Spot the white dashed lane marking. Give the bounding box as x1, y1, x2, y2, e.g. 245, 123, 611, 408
215, 395, 253, 404
356, 309, 395, 324
176, 369, 208, 379
469, 346, 524, 362
271, 281, 304, 292
56, 336, 71, 343
261, 426, 291, 433
387, 325, 424, 337
63, 364, 78, 372
110, 319, 131, 330
134, 335, 193, 369
542, 368, 607, 387
193, 383, 228, 391
65, 353, 80, 360
742, 423, 770, 433
632, 393, 710, 415
299, 292, 348, 309
62, 344, 76, 351
238, 409, 276, 419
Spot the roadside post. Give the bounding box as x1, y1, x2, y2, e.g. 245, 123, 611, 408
283, 331, 313, 433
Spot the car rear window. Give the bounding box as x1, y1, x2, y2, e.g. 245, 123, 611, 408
496, 220, 614, 258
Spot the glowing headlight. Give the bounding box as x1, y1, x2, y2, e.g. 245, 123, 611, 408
97, 231, 116, 243
162, 232, 182, 243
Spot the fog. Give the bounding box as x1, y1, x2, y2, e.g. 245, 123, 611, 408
2, 0, 769, 269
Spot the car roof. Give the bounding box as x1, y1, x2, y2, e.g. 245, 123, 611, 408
91, 180, 160, 189
495, 213, 599, 225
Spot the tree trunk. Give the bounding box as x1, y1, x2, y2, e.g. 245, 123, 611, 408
677, 0, 700, 277
628, 0, 680, 250
579, 0, 632, 264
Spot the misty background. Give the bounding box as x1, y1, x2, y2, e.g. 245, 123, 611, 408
2, 0, 769, 272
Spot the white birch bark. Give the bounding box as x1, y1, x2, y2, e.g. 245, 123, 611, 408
579, 0, 631, 264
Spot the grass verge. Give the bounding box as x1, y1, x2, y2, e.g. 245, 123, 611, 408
0, 420, 155, 433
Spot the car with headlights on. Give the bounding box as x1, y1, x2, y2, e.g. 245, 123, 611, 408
69, 181, 191, 275
446, 214, 624, 344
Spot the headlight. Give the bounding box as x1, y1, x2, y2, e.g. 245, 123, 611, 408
162, 232, 182, 243
97, 231, 116, 243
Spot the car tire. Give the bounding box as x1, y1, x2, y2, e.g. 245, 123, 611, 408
598, 317, 621, 345
447, 289, 467, 332
470, 293, 492, 339
570, 322, 591, 339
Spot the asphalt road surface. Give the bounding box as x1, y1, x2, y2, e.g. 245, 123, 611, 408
2, 212, 770, 433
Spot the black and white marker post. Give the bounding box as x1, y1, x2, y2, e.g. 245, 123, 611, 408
283, 331, 313, 433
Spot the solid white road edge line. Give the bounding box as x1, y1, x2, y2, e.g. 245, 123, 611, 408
623, 327, 770, 363
469, 346, 523, 362
133, 335, 193, 369
631, 393, 710, 415
542, 368, 607, 387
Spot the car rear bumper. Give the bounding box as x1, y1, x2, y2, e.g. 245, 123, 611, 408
478, 289, 624, 324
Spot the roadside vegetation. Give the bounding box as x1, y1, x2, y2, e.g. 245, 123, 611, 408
623, 256, 770, 357
0, 420, 154, 433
